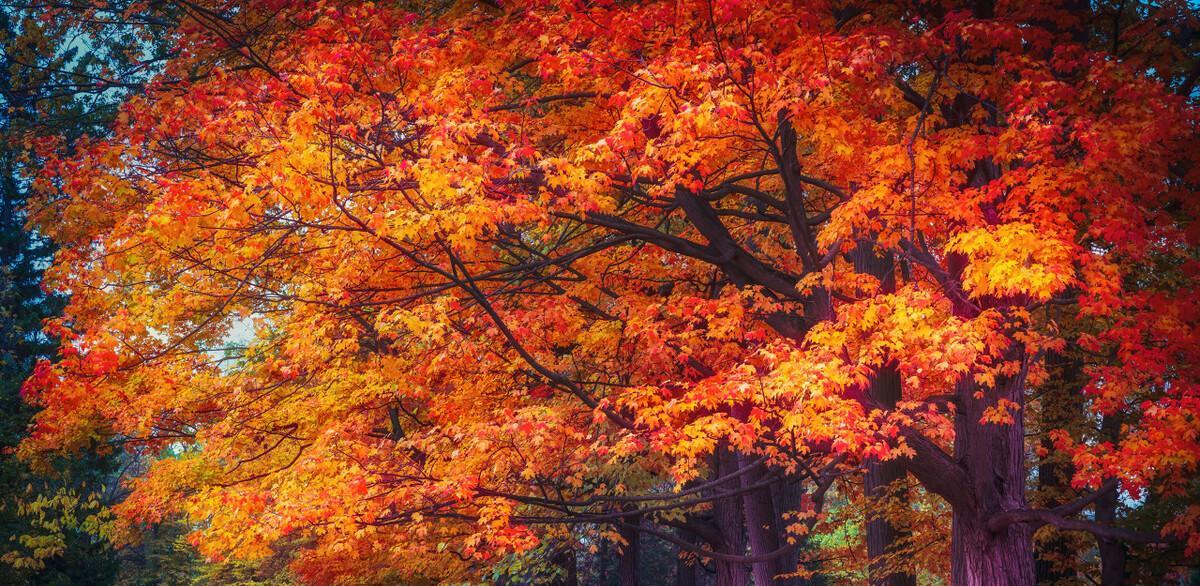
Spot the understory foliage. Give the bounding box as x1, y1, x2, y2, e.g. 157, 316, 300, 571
14, 0, 1200, 584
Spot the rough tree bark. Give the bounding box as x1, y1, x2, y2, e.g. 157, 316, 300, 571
950, 376, 1037, 586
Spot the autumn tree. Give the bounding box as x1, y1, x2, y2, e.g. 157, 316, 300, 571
18, 1, 1200, 585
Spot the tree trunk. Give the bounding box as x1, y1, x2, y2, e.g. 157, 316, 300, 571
851, 239, 916, 586
1033, 435, 1073, 585
715, 448, 749, 586
1035, 349, 1083, 584
951, 373, 1036, 586
770, 476, 807, 585
939, 110, 1035, 582
618, 512, 641, 586
599, 538, 610, 586
952, 514, 1035, 586
738, 454, 782, 585
1096, 414, 1126, 586
864, 367, 915, 586
676, 534, 698, 586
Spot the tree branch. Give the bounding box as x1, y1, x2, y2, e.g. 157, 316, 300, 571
987, 508, 1175, 545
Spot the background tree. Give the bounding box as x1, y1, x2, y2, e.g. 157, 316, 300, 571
1, 6, 121, 583
0, 3, 197, 584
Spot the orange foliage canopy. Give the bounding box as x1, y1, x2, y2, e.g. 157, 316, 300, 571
20, 0, 1200, 583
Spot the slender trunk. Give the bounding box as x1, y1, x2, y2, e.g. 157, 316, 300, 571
1033, 434, 1073, 584
1096, 525, 1126, 586
599, 538, 610, 585
1096, 415, 1126, 586
770, 476, 807, 585
619, 512, 641, 586
864, 367, 914, 586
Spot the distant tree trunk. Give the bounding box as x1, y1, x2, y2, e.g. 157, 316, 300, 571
549, 541, 579, 586
599, 537, 610, 585
738, 454, 782, 585
715, 447, 749, 586
770, 474, 806, 585
1033, 3, 1093, 578
1096, 414, 1126, 586
676, 535, 698, 586
619, 512, 641, 586
851, 239, 916, 586
864, 366, 915, 586
1034, 442, 1073, 585
1035, 349, 1083, 584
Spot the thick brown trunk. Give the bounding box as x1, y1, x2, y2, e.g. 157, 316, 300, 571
951, 374, 1036, 586
952, 513, 1035, 586
940, 61, 1036, 576
893, 2, 1110, 582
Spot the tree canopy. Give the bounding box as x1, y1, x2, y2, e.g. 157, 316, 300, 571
12, 1, 1200, 584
